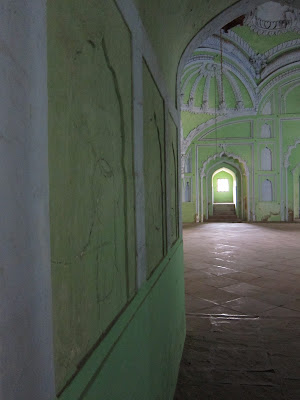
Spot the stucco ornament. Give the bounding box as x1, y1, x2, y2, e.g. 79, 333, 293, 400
204, 63, 221, 78
249, 53, 267, 79
244, 1, 300, 35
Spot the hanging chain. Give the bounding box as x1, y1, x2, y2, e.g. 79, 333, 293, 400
215, 28, 225, 154
220, 28, 224, 104
215, 72, 218, 154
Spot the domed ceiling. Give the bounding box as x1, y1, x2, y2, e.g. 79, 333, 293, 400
181, 1, 300, 139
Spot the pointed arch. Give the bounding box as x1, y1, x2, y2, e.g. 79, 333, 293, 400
197, 151, 250, 222
261, 147, 272, 171
262, 179, 273, 202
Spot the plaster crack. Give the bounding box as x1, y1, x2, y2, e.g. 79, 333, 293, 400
101, 37, 129, 295
153, 112, 165, 250
172, 140, 179, 237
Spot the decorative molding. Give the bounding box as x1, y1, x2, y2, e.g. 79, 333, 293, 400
262, 50, 300, 80
250, 53, 267, 79
199, 35, 256, 79
200, 119, 254, 141
264, 39, 300, 59
189, 74, 203, 107
177, 0, 299, 111
182, 114, 256, 152
181, 153, 186, 177
182, 57, 257, 108
200, 150, 250, 178
223, 70, 243, 106
280, 79, 300, 113
224, 29, 256, 58
202, 75, 211, 112
259, 65, 300, 101
181, 67, 201, 99
244, 3, 300, 36
291, 161, 300, 174
284, 138, 300, 167
181, 64, 201, 85
215, 72, 224, 106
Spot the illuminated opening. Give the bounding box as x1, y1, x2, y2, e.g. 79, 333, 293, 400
217, 178, 229, 192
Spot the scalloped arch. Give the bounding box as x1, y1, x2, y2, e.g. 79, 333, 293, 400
284, 139, 300, 167
200, 150, 250, 178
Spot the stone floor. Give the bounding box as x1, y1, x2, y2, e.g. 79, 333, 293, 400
174, 223, 300, 400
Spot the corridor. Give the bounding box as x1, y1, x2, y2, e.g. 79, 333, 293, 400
175, 223, 300, 400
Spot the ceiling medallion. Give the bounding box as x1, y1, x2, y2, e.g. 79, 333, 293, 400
244, 1, 300, 35
203, 63, 221, 77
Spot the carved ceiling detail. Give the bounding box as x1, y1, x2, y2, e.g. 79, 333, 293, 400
244, 2, 300, 36
180, 1, 300, 151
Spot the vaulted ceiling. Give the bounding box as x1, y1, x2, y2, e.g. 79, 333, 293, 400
133, 0, 300, 105
181, 2, 300, 116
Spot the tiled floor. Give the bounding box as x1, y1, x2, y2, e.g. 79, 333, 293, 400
174, 223, 300, 400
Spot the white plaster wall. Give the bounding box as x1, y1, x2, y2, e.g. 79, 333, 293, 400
0, 1, 55, 399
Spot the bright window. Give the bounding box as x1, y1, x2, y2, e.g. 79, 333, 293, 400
217, 178, 229, 192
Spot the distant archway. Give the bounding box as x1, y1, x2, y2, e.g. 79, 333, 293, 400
198, 152, 249, 222
212, 167, 236, 206
205, 161, 244, 221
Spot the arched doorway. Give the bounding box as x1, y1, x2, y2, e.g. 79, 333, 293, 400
206, 161, 244, 221
212, 167, 236, 206
198, 153, 248, 222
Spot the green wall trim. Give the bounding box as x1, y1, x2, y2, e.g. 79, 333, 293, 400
182, 202, 196, 222
58, 240, 185, 399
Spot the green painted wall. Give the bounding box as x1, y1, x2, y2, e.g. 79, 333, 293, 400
285, 85, 300, 114
168, 114, 180, 245
45, 0, 300, 398
48, 0, 136, 391
48, 1, 184, 399
213, 171, 234, 203
182, 111, 214, 139
143, 62, 166, 277
182, 202, 196, 222
59, 243, 185, 400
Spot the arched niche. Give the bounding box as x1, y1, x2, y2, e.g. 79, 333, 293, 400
261, 123, 271, 138
262, 179, 273, 202
184, 150, 192, 173
261, 100, 272, 115
261, 147, 272, 170
183, 178, 192, 202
